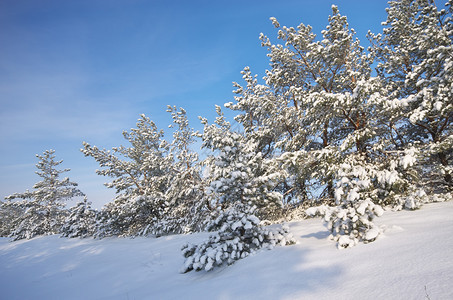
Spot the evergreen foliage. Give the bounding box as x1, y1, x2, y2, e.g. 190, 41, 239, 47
0, 200, 24, 237
370, 0, 453, 191
154, 106, 211, 235
307, 199, 384, 249
60, 197, 97, 238
82, 109, 211, 237
220, 1, 451, 247
3, 150, 84, 241
180, 203, 295, 273
5, 1, 451, 254
81, 114, 173, 237
200, 106, 283, 218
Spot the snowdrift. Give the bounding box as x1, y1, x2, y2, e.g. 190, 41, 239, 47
1, 201, 452, 299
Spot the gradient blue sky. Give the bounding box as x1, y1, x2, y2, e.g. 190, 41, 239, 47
0, 0, 389, 208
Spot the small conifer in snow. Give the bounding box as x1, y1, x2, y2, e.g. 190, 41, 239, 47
180, 203, 295, 273
308, 200, 384, 249
60, 197, 97, 238
5, 150, 84, 241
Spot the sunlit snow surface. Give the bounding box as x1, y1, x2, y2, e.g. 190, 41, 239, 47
1, 201, 453, 299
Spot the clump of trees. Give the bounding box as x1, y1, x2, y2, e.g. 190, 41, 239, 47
1, 1, 451, 254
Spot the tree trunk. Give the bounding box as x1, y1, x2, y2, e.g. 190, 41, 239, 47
438, 151, 452, 184
322, 121, 335, 199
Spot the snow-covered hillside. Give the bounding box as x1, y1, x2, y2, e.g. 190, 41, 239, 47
1, 201, 452, 300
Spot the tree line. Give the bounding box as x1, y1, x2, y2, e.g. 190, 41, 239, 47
1, 1, 451, 250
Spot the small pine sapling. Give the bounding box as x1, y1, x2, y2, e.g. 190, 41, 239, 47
5, 150, 84, 241
307, 200, 384, 249
180, 203, 295, 273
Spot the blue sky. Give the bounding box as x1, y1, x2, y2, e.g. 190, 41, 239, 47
0, 0, 389, 208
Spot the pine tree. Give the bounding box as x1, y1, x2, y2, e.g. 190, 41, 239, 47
82, 115, 171, 197
227, 5, 388, 206
83, 111, 211, 237
5, 150, 84, 240
60, 197, 97, 238
200, 106, 283, 219
0, 200, 24, 237
370, 0, 453, 191
82, 115, 172, 236
152, 106, 211, 235
181, 203, 294, 273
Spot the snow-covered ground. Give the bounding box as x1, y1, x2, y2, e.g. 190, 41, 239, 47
1, 201, 452, 300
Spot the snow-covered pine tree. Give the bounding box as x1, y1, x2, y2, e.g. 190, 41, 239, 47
181, 203, 295, 273
307, 198, 384, 249
226, 68, 313, 207
83, 110, 211, 237
227, 5, 383, 206
151, 106, 211, 235
370, 0, 453, 193
200, 105, 283, 219
81, 115, 172, 237
305, 146, 425, 248
0, 200, 24, 237
5, 150, 84, 241
60, 197, 97, 238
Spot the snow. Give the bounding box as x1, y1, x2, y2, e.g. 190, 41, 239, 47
400, 148, 417, 169
1, 201, 453, 299
364, 226, 380, 241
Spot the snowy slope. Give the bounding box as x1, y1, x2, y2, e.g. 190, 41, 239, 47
1, 201, 452, 300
